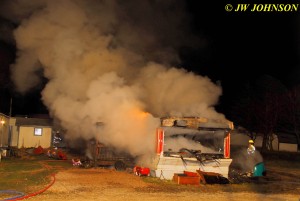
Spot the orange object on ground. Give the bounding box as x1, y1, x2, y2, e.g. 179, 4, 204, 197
173, 171, 200, 185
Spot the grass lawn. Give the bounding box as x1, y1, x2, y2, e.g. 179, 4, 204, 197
0, 149, 300, 200
0, 154, 73, 199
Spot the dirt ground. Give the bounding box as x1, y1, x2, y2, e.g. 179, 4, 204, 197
24, 167, 299, 201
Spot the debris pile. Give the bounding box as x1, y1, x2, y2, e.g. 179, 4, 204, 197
47, 148, 67, 160
72, 158, 82, 166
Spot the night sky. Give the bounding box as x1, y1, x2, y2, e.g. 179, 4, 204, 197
185, 1, 300, 115
0, 1, 299, 118
186, 1, 299, 79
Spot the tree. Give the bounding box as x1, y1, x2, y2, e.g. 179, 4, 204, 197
229, 82, 259, 140
278, 85, 300, 149
229, 75, 286, 151
252, 76, 287, 151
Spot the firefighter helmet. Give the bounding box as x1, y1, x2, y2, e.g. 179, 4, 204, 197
249, 139, 254, 144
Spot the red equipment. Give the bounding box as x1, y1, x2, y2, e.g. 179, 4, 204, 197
133, 166, 150, 176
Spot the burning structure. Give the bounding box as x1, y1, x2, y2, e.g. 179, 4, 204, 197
77, 116, 234, 182
1, 0, 234, 178
149, 117, 233, 180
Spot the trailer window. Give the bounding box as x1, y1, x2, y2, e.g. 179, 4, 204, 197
163, 127, 225, 154
34, 128, 43, 136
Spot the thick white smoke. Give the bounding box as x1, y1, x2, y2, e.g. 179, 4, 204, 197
1, 0, 227, 158
164, 136, 217, 153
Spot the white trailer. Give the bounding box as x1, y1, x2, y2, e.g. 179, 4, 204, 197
150, 117, 233, 180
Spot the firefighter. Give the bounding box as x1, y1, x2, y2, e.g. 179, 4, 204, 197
247, 139, 256, 155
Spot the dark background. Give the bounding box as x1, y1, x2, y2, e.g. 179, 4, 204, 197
184, 1, 299, 117
0, 1, 299, 119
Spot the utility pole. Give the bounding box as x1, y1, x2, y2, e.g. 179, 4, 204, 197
9, 97, 12, 117
0, 118, 4, 147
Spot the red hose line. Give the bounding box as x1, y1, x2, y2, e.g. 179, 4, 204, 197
8, 159, 66, 200
12, 173, 56, 200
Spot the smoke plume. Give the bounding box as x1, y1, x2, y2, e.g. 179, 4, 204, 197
164, 136, 217, 153
1, 0, 227, 158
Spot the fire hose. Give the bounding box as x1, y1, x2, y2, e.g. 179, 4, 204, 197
0, 173, 55, 201
0, 162, 56, 201
0, 190, 24, 201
